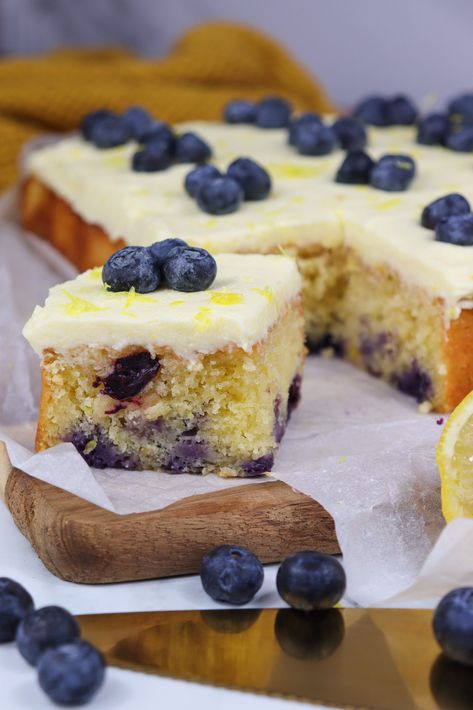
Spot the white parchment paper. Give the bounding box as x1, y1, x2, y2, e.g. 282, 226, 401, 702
1, 186, 471, 607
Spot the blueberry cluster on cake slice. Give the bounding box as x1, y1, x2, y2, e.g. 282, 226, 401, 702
23, 243, 305, 477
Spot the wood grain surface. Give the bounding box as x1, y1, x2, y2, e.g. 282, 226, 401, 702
0, 443, 339, 584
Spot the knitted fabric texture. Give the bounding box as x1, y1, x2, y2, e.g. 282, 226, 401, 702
0, 22, 334, 191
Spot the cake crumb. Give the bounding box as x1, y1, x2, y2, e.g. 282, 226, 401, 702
418, 401, 433, 414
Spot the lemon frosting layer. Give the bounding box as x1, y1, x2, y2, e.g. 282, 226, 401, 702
23, 254, 301, 357
26, 121, 473, 308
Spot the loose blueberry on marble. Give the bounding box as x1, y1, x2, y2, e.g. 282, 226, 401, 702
294, 122, 337, 156
332, 117, 367, 151
163, 246, 217, 292
353, 95, 389, 126
38, 640, 106, 706
255, 96, 292, 129
149, 238, 188, 266
448, 93, 473, 122
224, 99, 257, 124
132, 142, 173, 172
141, 122, 176, 154
386, 94, 417, 125
416, 113, 449, 145
122, 106, 154, 141
16, 606, 80, 666
421, 193, 471, 230
288, 112, 322, 145
89, 114, 132, 149
433, 587, 473, 666
102, 246, 160, 293
227, 157, 271, 200
101, 352, 160, 400
276, 551, 346, 611
370, 154, 415, 192
445, 126, 473, 152
175, 132, 212, 163
79, 109, 114, 141
197, 176, 243, 215
0, 578, 34, 643
184, 164, 221, 198
435, 214, 473, 246
335, 150, 374, 185
200, 545, 264, 604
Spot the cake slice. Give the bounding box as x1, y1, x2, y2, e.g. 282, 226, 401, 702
23, 253, 305, 477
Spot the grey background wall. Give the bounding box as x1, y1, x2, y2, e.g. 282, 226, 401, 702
0, 0, 471, 110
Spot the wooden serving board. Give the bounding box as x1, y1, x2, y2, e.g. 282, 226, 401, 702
0, 443, 339, 585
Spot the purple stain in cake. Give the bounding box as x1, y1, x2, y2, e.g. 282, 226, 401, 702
273, 396, 285, 443
105, 403, 126, 415
393, 360, 432, 403
165, 438, 210, 474
68, 427, 139, 469
287, 374, 302, 419
242, 453, 274, 477
359, 331, 398, 375
97, 352, 160, 400
306, 334, 345, 357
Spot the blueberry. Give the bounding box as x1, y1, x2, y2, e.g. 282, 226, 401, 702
149, 238, 188, 265
224, 100, 257, 124
0, 578, 34, 643
184, 165, 221, 198
294, 123, 337, 156
417, 113, 449, 145
445, 126, 473, 152
448, 93, 473, 122
89, 115, 131, 149
226, 157, 271, 200
132, 141, 173, 172
163, 246, 217, 292
435, 214, 473, 246
100, 352, 160, 400
38, 640, 105, 706
276, 551, 346, 611
353, 95, 389, 126
288, 113, 322, 145
141, 122, 176, 154
255, 96, 292, 129
175, 132, 212, 163
196, 176, 243, 215
122, 106, 154, 141
102, 246, 159, 293
421, 193, 470, 230
200, 545, 264, 605
433, 587, 473, 665
16, 606, 80, 666
335, 150, 374, 185
386, 94, 417, 125
332, 117, 367, 150
79, 109, 114, 141
370, 154, 416, 192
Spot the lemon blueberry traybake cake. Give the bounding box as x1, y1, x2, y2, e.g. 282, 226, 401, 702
20, 94, 473, 411
23, 248, 305, 477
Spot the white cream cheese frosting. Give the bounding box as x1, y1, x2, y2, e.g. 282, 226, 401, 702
23, 254, 301, 357
26, 121, 473, 308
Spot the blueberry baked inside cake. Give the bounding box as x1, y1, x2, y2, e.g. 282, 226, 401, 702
21, 93, 473, 411
23, 246, 305, 477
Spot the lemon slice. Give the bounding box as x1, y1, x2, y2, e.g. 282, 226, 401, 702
436, 390, 473, 521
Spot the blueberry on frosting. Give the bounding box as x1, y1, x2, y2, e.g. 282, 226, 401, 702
255, 96, 292, 128
386, 95, 417, 125
448, 93, 473, 122
417, 113, 449, 145
122, 106, 154, 141
335, 150, 374, 185
435, 214, 473, 246
421, 194, 470, 230
132, 142, 173, 172
175, 132, 212, 163
80, 109, 114, 141
294, 122, 337, 156
288, 112, 322, 145
89, 114, 132, 149
149, 238, 188, 266
197, 176, 243, 215
184, 165, 221, 198
353, 95, 389, 126
102, 246, 160, 293
370, 154, 415, 192
224, 99, 257, 124
332, 117, 367, 151
163, 247, 217, 292
445, 126, 473, 152
227, 157, 271, 200
141, 122, 176, 154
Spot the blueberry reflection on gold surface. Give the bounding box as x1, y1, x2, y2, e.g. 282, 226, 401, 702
430, 653, 473, 710
200, 609, 261, 634
274, 609, 344, 660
